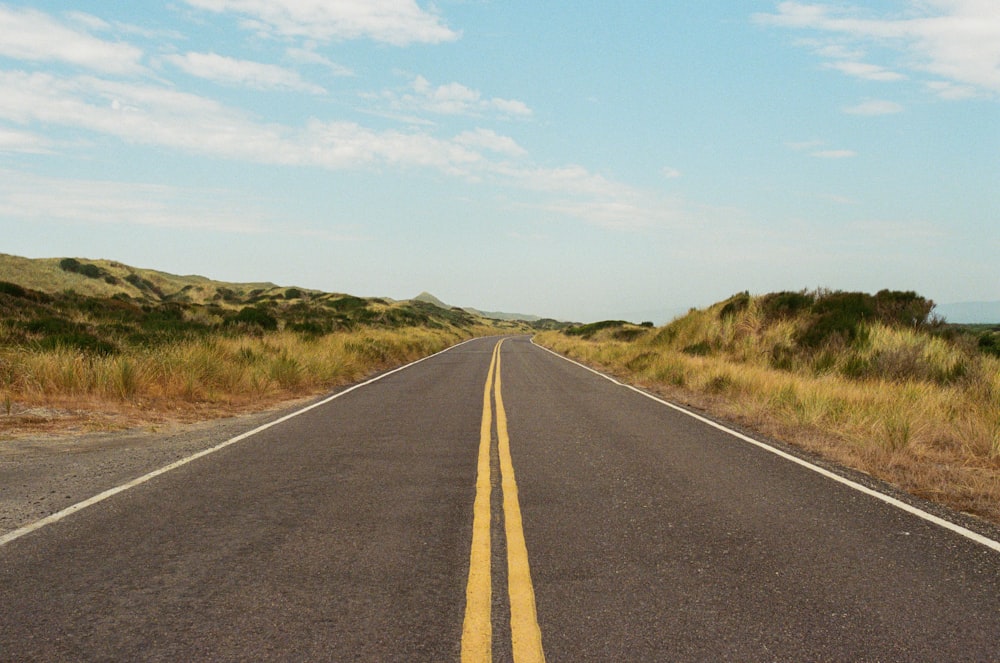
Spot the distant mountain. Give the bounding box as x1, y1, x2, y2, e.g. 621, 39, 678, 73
936, 301, 1000, 324
414, 292, 543, 322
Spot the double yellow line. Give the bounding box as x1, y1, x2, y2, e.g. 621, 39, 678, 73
462, 339, 545, 663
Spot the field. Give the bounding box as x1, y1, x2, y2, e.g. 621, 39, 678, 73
536, 290, 1000, 524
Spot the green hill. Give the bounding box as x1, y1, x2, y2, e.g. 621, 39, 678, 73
0, 254, 288, 306
0, 254, 533, 356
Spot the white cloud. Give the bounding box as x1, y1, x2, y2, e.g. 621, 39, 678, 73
183, 0, 459, 46
811, 149, 857, 159
842, 99, 904, 115
285, 46, 354, 77
662, 167, 682, 179
0, 6, 144, 75
166, 52, 327, 94
926, 80, 978, 99
785, 140, 856, 159
0, 127, 52, 153
376, 76, 533, 119
0, 68, 678, 234
0, 70, 494, 173
455, 129, 527, 157
756, 1, 1000, 98
825, 61, 907, 82
0, 170, 267, 233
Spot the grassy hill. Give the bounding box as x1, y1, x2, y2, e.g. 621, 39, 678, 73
0, 254, 532, 354
0, 254, 529, 435
0, 254, 282, 305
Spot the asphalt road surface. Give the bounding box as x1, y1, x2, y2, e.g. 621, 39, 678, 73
2, 336, 999, 661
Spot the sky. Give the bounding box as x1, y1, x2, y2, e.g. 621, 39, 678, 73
0, 1, 997, 323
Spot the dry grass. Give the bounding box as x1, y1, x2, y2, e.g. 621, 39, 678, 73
536, 305, 1000, 525
0, 326, 480, 437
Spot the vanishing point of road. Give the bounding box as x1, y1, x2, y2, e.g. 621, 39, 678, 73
2, 336, 999, 661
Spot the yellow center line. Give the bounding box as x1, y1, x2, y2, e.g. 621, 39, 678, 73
461, 340, 499, 662
461, 339, 545, 663
495, 346, 546, 663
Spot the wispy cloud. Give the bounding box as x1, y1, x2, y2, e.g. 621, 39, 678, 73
165, 52, 327, 94
0, 127, 52, 153
455, 129, 527, 157
0, 66, 672, 231
182, 0, 459, 46
825, 60, 907, 82
0, 6, 144, 74
285, 46, 353, 77
785, 140, 856, 159
756, 1, 1000, 98
369, 75, 533, 119
842, 99, 904, 115
0, 169, 371, 241
0, 170, 267, 233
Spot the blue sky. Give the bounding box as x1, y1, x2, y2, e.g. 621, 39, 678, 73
0, 1, 996, 322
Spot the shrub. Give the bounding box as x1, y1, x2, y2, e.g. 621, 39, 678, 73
564, 320, 629, 338
38, 333, 118, 356
59, 258, 81, 273
59, 258, 105, 279
873, 290, 935, 328
978, 333, 1000, 358
227, 306, 278, 330
796, 291, 875, 349
760, 291, 814, 321
326, 295, 368, 312
0, 281, 27, 298
719, 291, 751, 318
25, 317, 81, 335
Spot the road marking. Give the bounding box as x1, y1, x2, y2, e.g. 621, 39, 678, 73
461, 339, 498, 661
462, 339, 546, 662
495, 345, 546, 662
0, 338, 481, 549
531, 338, 1000, 555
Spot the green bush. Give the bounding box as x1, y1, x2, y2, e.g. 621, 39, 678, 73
226, 306, 278, 330
760, 291, 814, 321
796, 291, 875, 349
719, 291, 751, 318
564, 320, 629, 338
873, 290, 935, 328
25, 317, 82, 335
0, 281, 27, 298
326, 296, 368, 312
979, 333, 1000, 358
38, 333, 118, 356
59, 258, 104, 279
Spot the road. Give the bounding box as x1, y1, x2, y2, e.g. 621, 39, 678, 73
2, 335, 999, 661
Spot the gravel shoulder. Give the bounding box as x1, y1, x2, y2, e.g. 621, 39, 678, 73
0, 394, 322, 537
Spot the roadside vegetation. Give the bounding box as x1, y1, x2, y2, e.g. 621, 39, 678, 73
0, 257, 529, 435
537, 289, 1000, 524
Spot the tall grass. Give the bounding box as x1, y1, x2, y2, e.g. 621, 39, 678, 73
0, 326, 473, 415
537, 297, 1000, 523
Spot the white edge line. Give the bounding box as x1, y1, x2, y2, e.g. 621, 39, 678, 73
0, 337, 480, 548
530, 338, 1000, 554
